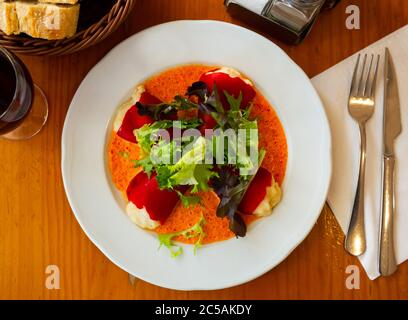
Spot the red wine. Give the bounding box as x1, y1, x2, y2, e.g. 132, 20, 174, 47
0, 54, 15, 113
0, 49, 33, 135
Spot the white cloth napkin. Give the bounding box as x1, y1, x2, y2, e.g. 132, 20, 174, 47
226, 0, 269, 15
311, 25, 408, 280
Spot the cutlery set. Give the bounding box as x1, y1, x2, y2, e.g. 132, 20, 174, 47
345, 48, 402, 276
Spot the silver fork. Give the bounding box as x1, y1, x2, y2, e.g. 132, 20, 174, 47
345, 53, 380, 257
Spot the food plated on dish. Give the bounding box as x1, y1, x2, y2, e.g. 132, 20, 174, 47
107, 65, 288, 256
62, 20, 331, 290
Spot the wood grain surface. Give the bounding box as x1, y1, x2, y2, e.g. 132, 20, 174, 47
1, 0, 407, 300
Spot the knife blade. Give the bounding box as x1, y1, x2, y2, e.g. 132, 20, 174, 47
379, 47, 402, 276
383, 47, 402, 156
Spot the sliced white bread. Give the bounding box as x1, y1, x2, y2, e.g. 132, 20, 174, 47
38, 0, 79, 4
0, 2, 19, 35
0, 1, 80, 40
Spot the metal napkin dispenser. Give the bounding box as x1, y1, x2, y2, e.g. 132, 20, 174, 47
225, 0, 341, 45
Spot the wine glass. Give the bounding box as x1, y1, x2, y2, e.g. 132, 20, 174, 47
0, 46, 48, 140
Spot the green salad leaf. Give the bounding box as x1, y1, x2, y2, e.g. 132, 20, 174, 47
176, 191, 201, 208
132, 157, 154, 177
155, 137, 218, 192
135, 119, 203, 155
158, 215, 207, 258
135, 121, 172, 155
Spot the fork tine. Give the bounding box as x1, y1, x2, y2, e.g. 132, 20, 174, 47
357, 54, 368, 95
363, 54, 374, 97
367, 54, 380, 98
350, 54, 361, 96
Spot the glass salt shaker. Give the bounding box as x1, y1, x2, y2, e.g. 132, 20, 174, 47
262, 0, 326, 32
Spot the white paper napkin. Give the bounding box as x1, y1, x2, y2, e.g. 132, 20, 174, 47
226, 0, 269, 15
312, 25, 408, 280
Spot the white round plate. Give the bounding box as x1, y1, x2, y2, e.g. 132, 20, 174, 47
62, 20, 332, 291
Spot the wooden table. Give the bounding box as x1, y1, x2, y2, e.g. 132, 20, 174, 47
1, 0, 407, 300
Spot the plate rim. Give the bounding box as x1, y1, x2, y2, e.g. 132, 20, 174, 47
61, 20, 333, 291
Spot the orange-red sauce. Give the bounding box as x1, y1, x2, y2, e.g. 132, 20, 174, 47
107, 65, 288, 244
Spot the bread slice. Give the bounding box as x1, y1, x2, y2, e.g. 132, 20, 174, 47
0, 0, 79, 3
15, 1, 80, 40
0, 2, 19, 35
38, 0, 79, 4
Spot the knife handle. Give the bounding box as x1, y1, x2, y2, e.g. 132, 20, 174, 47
379, 156, 398, 276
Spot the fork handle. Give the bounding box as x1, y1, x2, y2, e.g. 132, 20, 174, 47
345, 124, 367, 256
379, 156, 398, 276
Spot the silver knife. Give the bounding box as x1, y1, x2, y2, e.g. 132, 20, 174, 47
379, 47, 402, 276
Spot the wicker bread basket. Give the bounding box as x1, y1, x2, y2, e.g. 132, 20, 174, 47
0, 0, 136, 56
